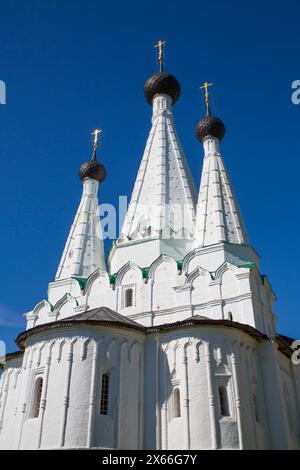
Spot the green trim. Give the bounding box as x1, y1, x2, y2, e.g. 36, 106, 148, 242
177, 260, 183, 272
237, 262, 256, 269
72, 277, 88, 291
142, 267, 150, 279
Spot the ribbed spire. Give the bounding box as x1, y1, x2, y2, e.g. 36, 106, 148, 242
55, 132, 106, 280
109, 46, 197, 272
194, 88, 248, 248
119, 90, 197, 241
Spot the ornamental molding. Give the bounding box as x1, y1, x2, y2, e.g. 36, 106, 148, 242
115, 261, 143, 287
173, 284, 193, 293
184, 266, 211, 286
85, 268, 109, 296
53, 293, 78, 315
148, 254, 177, 281
214, 261, 240, 281
182, 244, 226, 274
31, 300, 53, 319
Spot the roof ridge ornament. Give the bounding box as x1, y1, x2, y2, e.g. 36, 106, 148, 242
195, 83, 226, 142
154, 39, 166, 72
144, 42, 180, 105
200, 81, 213, 116
79, 129, 106, 183
91, 128, 102, 161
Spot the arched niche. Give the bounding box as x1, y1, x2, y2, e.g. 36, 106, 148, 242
220, 267, 239, 300
190, 269, 213, 305
86, 269, 110, 299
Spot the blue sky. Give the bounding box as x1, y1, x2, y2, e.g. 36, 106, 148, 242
0, 0, 299, 352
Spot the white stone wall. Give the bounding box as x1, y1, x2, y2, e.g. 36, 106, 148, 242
0, 326, 144, 450
30, 247, 276, 337
145, 327, 267, 450
0, 356, 23, 449
1, 325, 299, 449
144, 327, 299, 450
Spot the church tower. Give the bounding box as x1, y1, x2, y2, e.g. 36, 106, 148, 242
109, 40, 197, 273
0, 43, 299, 450
56, 129, 107, 281
194, 82, 248, 248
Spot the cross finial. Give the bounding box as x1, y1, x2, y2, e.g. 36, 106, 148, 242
155, 40, 166, 72
91, 128, 102, 160
200, 82, 213, 115
92, 128, 101, 148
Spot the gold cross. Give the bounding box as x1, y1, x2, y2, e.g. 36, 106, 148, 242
155, 40, 166, 71
91, 128, 102, 149
200, 82, 213, 112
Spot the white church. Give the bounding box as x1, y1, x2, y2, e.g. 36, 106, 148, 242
0, 45, 299, 450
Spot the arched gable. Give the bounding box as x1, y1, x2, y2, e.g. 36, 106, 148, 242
85, 268, 110, 297
182, 249, 196, 275
115, 261, 143, 287
214, 261, 240, 282
149, 254, 177, 282
54, 293, 78, 319
151, 256, 178, 311
31, 300, 53, 326
216, 263, 239, 300
187, 267, 213, 305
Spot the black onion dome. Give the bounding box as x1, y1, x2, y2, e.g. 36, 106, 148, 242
79, 159, 106, 183
195, 114, 226, 142
144, 71, 180, 105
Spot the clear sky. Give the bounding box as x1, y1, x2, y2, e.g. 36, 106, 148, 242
0, 0, 299, 352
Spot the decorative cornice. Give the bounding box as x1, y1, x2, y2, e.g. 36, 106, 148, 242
3, 324, 294, 370
173, 285, 193, 293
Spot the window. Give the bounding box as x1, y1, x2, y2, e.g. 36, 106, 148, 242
125, 288, 133, 308
32, 377, 43, 418
228, 312, 233, 321
100, 373, 110, 415
173, 388, 181, 418
218, 386, 229, 417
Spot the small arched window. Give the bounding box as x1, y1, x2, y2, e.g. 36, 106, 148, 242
125, 288, 133, 308
100, 373, 110, 415
33, 377, 43, 418
218, 386, 229, 417
173, 388, 181, 418
228, 312, 233, 321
